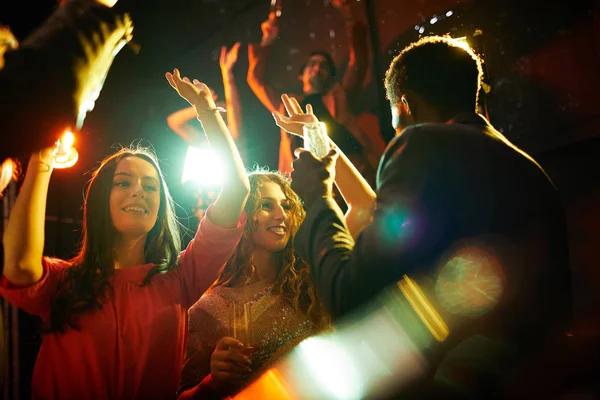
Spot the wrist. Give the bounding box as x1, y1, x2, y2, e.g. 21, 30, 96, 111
29, 153, 54, 175
260, 38, 275, 47
202, 374, 220, 391
181, 375, 223, 400
221, 71, 235, 82
194, 103, 222, 115
196, 108, 225, 125
301, 185, 332, 210
302, 193, 328, 211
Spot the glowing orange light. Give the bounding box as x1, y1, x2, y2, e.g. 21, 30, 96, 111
0, 158, 17, 192
53, 130, 79, 169
233, 369, 293, 400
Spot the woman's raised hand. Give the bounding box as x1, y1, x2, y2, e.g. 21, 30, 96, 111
272, 94, 320, 137
165, 69, 216, 111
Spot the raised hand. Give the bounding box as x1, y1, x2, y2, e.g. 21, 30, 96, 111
219, 42, 241, 75
165, 69, 216, 111
260, 13, 279, 47
272, 94, 320, 137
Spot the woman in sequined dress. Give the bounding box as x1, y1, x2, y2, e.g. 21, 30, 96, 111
177, 171, 328, 399
176, 85, 377, 399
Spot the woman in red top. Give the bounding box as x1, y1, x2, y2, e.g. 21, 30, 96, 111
0, 70, 250, 399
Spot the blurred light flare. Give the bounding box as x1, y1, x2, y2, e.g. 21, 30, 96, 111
298, 337, 364, 399
435, 245, 505, 318
381, 207, 415, 247
53, 130, 79, 169
398, 275, 450, 342
0, 158, 18, 192
233, 369, 293, 400
233, 276, 441, 399
181, 146, 224, 186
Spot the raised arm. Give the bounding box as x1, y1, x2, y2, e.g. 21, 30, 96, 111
166, 107, 204, 146
166, 69, 250, 228
220, 43, 243, 142
331, 141, 376, 238
247, 15, 283, 113
334, 0, 369, 100
3, 150, 55, 286
167, 44, 244, 149
293, 133, 445, 320
273, 95, 375, 238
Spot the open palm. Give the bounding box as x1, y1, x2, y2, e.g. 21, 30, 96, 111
165, 68, 215, 110
272, 94, 320, 137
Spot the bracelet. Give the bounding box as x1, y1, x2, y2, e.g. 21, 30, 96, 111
197, 106, 227, 115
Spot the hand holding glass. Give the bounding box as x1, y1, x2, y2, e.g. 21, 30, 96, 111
272, 94, 331, 158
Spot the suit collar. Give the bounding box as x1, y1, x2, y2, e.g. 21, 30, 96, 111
447, 112, 492, 128
376, 113, 492, 187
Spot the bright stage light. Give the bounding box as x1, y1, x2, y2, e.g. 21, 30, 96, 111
181, 146, 224, 186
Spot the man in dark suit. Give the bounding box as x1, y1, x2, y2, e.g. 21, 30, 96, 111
291, 36, 572, 397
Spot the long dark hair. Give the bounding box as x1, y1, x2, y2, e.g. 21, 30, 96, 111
210, 171, 329, 329
48, 147, 181, 332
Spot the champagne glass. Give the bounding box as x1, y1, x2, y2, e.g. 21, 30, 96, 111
303, 122, 331, 159
231, 303, 255, 356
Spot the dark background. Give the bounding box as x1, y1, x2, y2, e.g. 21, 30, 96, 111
1, 0, 599, 397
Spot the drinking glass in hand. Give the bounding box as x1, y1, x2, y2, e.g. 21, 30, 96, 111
230, 303, 255, 356
303, 122, 330, 159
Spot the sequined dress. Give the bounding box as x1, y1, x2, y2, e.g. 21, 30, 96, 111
179, 279, 320, 397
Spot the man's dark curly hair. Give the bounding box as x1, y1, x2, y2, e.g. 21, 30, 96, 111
384, 35, 484, 120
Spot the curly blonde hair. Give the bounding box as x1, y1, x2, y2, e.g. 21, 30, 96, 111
211, 170, 329, 328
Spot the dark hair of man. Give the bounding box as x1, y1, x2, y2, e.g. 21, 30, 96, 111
299, 51, 337, 79
385, 35, 484, 120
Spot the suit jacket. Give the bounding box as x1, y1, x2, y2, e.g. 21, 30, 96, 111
0, 0, 133, 162
295, 113, 572, 396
